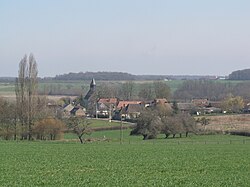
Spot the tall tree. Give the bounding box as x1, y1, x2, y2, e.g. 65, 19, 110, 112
120, 81, 135, 100
153, 81, 171, 99
174, 80, 234, 101
15, 54, 38, 140
96, 83, 119, 98
138, 83, 154, 100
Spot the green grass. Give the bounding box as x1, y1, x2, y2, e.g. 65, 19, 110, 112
0, 84, 15, 92
1, 135, 250, 187
88, 119, 122, 128
64, 119, 134, 140
64, 129, 140, 142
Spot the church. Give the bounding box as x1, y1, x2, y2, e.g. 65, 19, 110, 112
84, 78, 97, 116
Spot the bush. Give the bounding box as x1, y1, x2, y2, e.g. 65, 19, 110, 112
33, 118, 66, 140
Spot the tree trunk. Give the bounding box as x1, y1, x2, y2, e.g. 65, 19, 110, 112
186, 132, 188, 137
143, 134, 148, 140
14, 122, 17, 140
173, 134, 176, 138
78, 136, 83, 144
28, 131, 32, 140
180, 133, 182, 138
165, 134, 169, 139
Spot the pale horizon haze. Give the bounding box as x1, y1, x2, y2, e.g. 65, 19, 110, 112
0, 0, 250, 77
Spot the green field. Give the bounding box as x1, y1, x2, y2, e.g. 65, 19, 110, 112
0, 79, 249, 98
88, 119, 121, 128
1, 134, 250, 187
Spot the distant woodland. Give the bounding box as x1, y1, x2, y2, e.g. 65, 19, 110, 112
229, 69, 250, 80
0, 71, 228, 82
52, 72, 218, 81
1, 70, 250, 101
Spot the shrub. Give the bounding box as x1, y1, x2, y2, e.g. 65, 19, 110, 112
33, 118, 65, 140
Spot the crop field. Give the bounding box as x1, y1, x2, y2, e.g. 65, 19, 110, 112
1, 134, 250, 187
0, 79, 249, 101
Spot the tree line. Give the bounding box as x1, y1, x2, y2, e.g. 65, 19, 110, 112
89, 79, 250, 102
39, 78, 250, 102
228, 69, 250, 80
0, 54, 65, 140
174, 80, 250, 101
52, 72, 217, 81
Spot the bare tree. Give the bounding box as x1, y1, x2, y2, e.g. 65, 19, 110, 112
15, 55, 28, 139
15, 54, 38, 140
138, 83, 154, 100
66, 117, 91, 144
153, 81, 171, 99
130, 108, 162, 140
27, 54, 38, 140
180, 113, 196, 137
96, 83, 119, 98
120, 81, 135, 100
0, 98, 18, 140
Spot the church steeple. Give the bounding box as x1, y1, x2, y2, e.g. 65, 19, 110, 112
84, 78, 96, 101
90, 78, 96, 90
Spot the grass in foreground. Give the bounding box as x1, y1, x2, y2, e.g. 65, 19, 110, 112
1, 135, 250, 187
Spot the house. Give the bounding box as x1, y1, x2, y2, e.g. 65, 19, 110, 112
122, 103, 144, 120
113, 101, 143, 120
63, 104, 75, 117
209, 101, 222, 108
62, 104, 86, 117
117, 101, 142, 110
70, 106, 86, 117
203, 107, 222, 114
177, 103, 196, 113
97, 98, 118, 118
191, 99, 210, 107
98, 98, 118, 106
152, 98, 168, 106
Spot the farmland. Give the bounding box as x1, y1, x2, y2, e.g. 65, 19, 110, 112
0, 79, 248, 101
1, 134, 250, 187
1, 77, 250, 186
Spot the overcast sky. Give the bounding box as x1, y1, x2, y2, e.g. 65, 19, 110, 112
0, 0, 250, 77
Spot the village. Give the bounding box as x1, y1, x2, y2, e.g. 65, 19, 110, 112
2, 1, 250, 186
60, 78, 241, 122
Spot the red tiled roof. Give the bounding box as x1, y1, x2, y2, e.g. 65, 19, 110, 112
154, 98, 168, 105
191, 99, 209, 107
117, 101, 142, 109
98, 98, 118, 104
125, 104, 143, 113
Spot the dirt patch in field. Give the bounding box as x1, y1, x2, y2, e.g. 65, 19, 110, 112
0, 94, 78, 102
46, 95, 78, 101
197, 114, 250, 132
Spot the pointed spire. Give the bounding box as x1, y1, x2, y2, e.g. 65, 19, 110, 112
90, 78, 96, 90
90, 78, 96, 86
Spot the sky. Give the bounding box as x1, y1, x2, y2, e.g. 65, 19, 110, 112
0, 0, 250, 77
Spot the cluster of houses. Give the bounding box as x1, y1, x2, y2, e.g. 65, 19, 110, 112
58, 79, 227, 121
